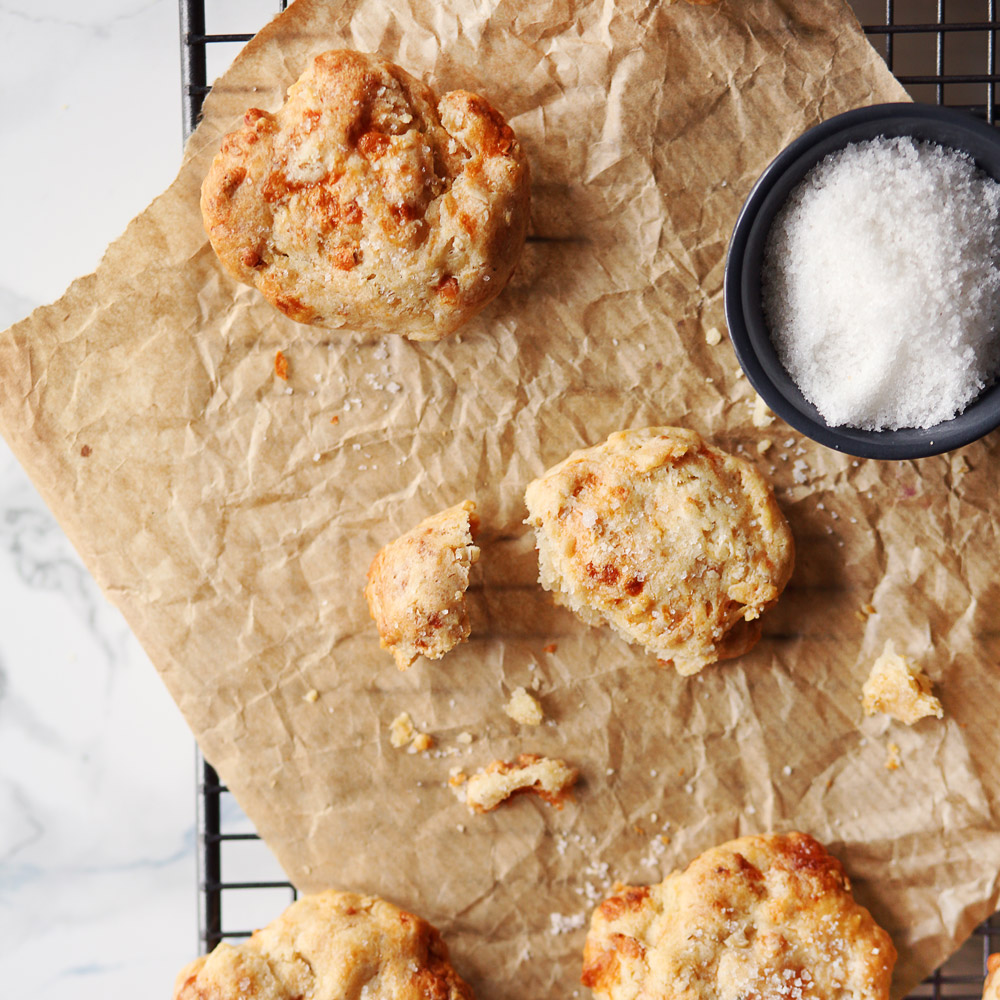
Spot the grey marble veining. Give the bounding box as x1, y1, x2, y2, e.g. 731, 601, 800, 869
0, 1, 203, 994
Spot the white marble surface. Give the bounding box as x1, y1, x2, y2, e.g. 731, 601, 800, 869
0, 1, 279, 995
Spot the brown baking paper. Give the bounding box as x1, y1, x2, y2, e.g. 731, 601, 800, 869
2, 0, 999, 995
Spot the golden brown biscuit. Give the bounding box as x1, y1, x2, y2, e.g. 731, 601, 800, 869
201, 49, 530, 341
862, 641, 943, 725
524, 427, 794, 675
365, 500, 480, 669
173, 889, 473, 1000
985, 954, 1000, 1000
581, 832, 896, 1000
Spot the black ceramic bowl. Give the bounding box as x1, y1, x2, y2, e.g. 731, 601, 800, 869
724, 102, 1000, 460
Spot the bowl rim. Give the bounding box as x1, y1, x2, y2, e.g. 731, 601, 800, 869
724, 101, 1000, 461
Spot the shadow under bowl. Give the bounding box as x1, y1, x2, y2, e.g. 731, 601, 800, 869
724, 102, 1000, 460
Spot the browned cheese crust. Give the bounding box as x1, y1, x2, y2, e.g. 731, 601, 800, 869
200, 49, 530, 340
581, 832, 896, 1000
365, 500, 480, 669
173, 889, 474, 1000
523, 427, 794, 675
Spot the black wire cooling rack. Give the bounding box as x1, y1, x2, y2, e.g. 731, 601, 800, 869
180, 1, 1000, 995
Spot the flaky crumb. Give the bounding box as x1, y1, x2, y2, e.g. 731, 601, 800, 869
862, 641, 943, 725
465, 754, 578, 813
504, 686, 544, 726
885, 742, 901, 771
275, 349, 289, 381
456, 731, 474, 746
303, 688, 320, 703
756, 438, 772, 454
389, 711, 434, 751
409, 732, 434, 753
751, 393, 775, 428
390, 711, 415, 748
704, 326, 722, 346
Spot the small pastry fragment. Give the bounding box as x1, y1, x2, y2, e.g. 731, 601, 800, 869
201, 49, 530, 340
984, 954, 1000, 1000
524, 427, 794, 675
173, 889, 473, 1000
503, 686, 544, 725
581, 832, 896, 1000
862, 641, 943, 725
389, 711, 434, 753
365, 501, 479, 669
465, 753, 578, 813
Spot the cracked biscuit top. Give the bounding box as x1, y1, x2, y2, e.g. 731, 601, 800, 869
365, 500, 480, 670
173, 889, 474, 1000
524, 427, 794, 675
200, 49, 530, 340
582, 832, 896, 1000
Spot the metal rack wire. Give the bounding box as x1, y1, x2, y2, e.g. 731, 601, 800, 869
180, 1, 1000, 995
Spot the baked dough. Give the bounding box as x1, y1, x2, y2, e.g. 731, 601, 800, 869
524, 427, 794, 674
365, 500, 480, 669
464, 753, 578, 812
862, 641, 943, 725
201, 49, 530, 340
173, 889, 473, 1000
985, 954, 1000, 1000
581, 832, 896, 1000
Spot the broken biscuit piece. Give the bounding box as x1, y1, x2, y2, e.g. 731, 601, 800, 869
465, 753, 577, 813
365, 501, 480, 669
862, 641, 943, 725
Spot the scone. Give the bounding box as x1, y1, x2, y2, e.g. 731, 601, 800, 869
173, 889, 473, 1000
365, 500, 480, 669
581, 832, 896, 1000
201, 49, 530, 340
524, 427, 794, 675
985, 954, 1000, 1000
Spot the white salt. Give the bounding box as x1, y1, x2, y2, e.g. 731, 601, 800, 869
762, 136, 1000, 430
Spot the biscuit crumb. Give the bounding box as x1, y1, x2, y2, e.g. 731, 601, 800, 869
544, 642, 558, 654
885, 742, 901, 771
756, 438, 772, 454
275, 350, 289, 381
504, 686, 544, 726
465, 753, 577, 813
704, 326, 722, 346
303, 688, 319, 703
389, 711, 434, 752
751, 393, 775, 428
330, 414, 340, 424
456, 731, 474, 746
409, 732, 434, 754
862, 641, 943, 725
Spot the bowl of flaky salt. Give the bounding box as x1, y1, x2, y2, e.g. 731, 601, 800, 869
725, 102, 1000, 460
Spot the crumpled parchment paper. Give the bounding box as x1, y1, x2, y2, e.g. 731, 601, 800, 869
2, 1, 998, 996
